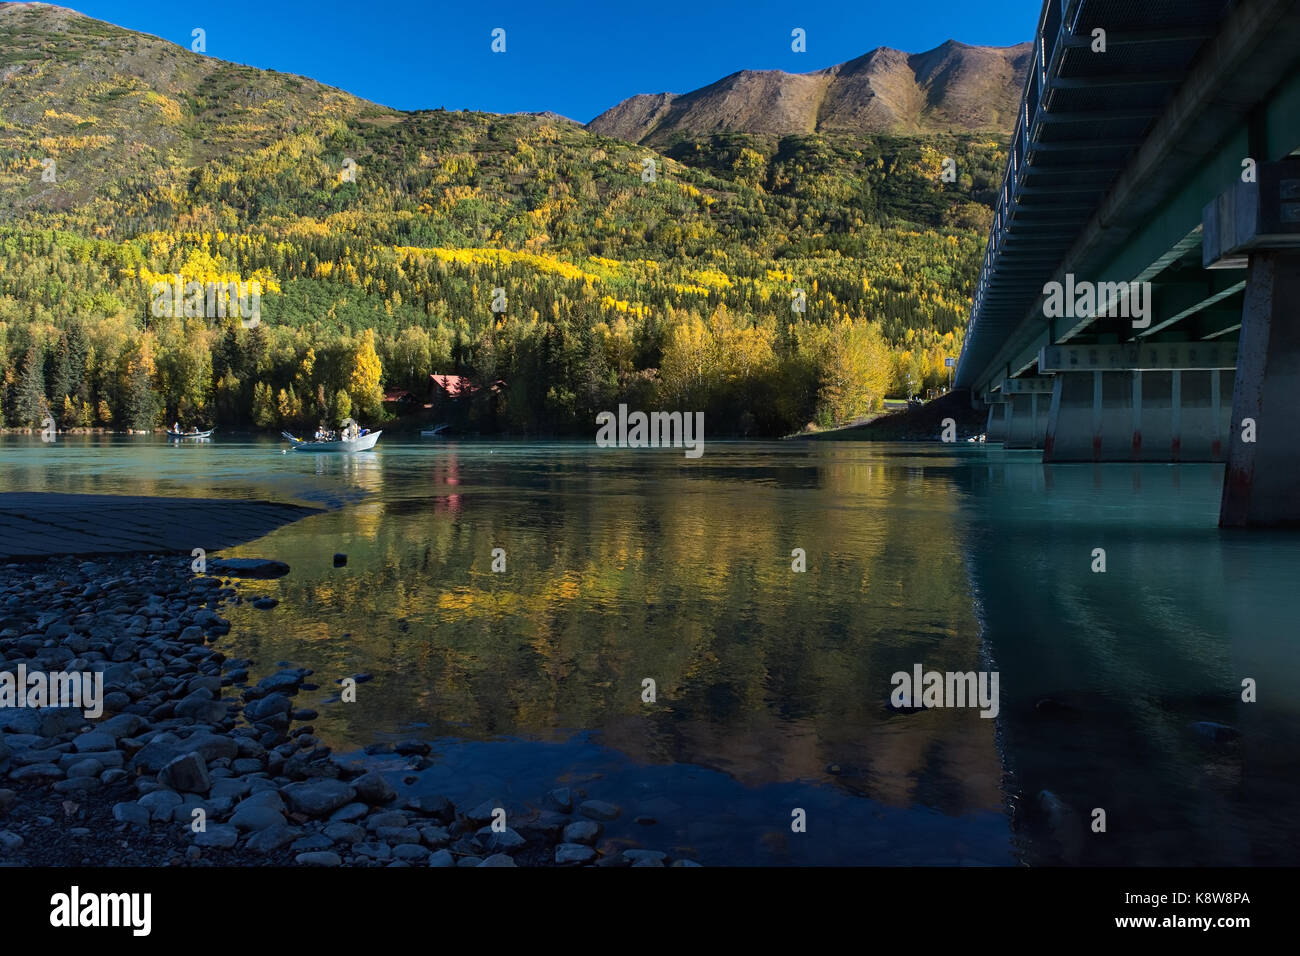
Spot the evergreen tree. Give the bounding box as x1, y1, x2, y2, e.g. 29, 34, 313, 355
126, 360, 159, 431
16, 345, 47, 427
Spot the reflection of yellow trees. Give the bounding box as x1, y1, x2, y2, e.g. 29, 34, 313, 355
217, 447, 998, 808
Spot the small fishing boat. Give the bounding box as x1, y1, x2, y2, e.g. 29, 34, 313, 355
282, 418, 380, 453
167, 428, 214, 440
420, 423, 450, 438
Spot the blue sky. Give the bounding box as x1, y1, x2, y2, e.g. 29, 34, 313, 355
68, 0, 1042, 122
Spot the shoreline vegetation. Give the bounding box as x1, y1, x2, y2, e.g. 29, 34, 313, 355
0, 546, 694, 867
0, 387, 981, 442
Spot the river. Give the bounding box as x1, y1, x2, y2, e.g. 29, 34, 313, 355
2, 434, 1295, 865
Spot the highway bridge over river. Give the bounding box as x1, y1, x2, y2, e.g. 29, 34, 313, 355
954, 0, 1300, 526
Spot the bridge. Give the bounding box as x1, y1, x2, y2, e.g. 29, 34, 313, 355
953, 0, 1300, 526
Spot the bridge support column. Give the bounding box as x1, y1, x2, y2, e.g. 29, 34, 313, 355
1001, 377, 1052, 449
1005, 393, 1046, 449
1220, 252, 1300, 526
1042, 369, 1232, 462
985, 401, 1008, 443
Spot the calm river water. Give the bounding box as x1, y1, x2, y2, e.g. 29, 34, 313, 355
3, 435, 1297, 866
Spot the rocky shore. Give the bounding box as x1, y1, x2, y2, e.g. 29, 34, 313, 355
0, 554, 699, 867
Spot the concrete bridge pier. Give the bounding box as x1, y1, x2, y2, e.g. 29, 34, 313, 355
1040, 359, 1234, 463
1002, 377, 1052, 449
1220, 252, 1300, 526
985, 399, 1009, 443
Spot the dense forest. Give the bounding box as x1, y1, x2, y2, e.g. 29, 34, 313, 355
0, 9, 1005, 436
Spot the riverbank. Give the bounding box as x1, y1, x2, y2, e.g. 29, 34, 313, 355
0, 550, 696, 867
0, 493, 323, 561
799, 390, 986, 441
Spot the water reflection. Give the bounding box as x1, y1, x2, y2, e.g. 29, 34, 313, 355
1, 436, 1295, 864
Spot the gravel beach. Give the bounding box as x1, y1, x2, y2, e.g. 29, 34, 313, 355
0, 552, 698, 868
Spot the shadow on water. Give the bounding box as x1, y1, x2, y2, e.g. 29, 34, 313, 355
958, 452, 1300, 865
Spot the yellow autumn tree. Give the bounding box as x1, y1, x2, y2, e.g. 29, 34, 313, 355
658, 313, 715, 407
348, 329, 384, 419
819, 320, 893, 424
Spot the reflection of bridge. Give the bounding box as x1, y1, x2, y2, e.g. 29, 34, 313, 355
954, 0, 1300, 526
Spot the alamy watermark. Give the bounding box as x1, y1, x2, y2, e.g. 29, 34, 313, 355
0, 665, 103, 718
595, 404, 705, 458
150, 275, 261, 328
1042, 273, 1151, 329
890, 664, 999, 719
50, 886, 151, 936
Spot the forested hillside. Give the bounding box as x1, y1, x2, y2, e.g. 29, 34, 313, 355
0, 3, 1012, 435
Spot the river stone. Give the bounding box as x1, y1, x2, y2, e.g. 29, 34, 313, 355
187, 675, 222, 696
427, 849, 455, 867
158, 752, 211, 794
578, 799, 621, 821
555, 843, 596, 865
282, 779, 356, 817
478, 826, 526, 853
128, 741, 182, 774
175, 696, 228, 723
207, 558, 290, 579
178, 732, 239, 762
209, 777, 251, 802
365, 810, 408, 831
624, 849, 668, 865
112, 802, 151, 827
245, 824, 300, 853
545, 787, 573, 812
0, 830, 24, 851
478, 853, 518, 867
10, 763, 63, 781
229, 804, 285, 832
353, 841, 391, 861
296, 851, 342, 867
404, 793, 453, 820
138, 790, 183, 821
40, 708, 85, 737
419, 826, 451, 848
71, 731, 115, 753
563, 820, 602, 845
0, 711, 42, 735
95, 713, 143, 739
354, 771, 396, 804
66, 758, 104, 778
253, 669, 306, 695
193, 824, 238, 848
464, 798, 503, 826
244, 694, 292, 722
237, 789, 287, 814
323, 822, 365, 844
328, 802, 369, 823
392, 843, 429, 862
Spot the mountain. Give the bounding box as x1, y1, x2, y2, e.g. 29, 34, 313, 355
0, 3, 1008, 439
586, 41, 1032, 145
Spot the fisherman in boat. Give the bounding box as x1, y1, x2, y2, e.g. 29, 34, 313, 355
173, 421, 180, 433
